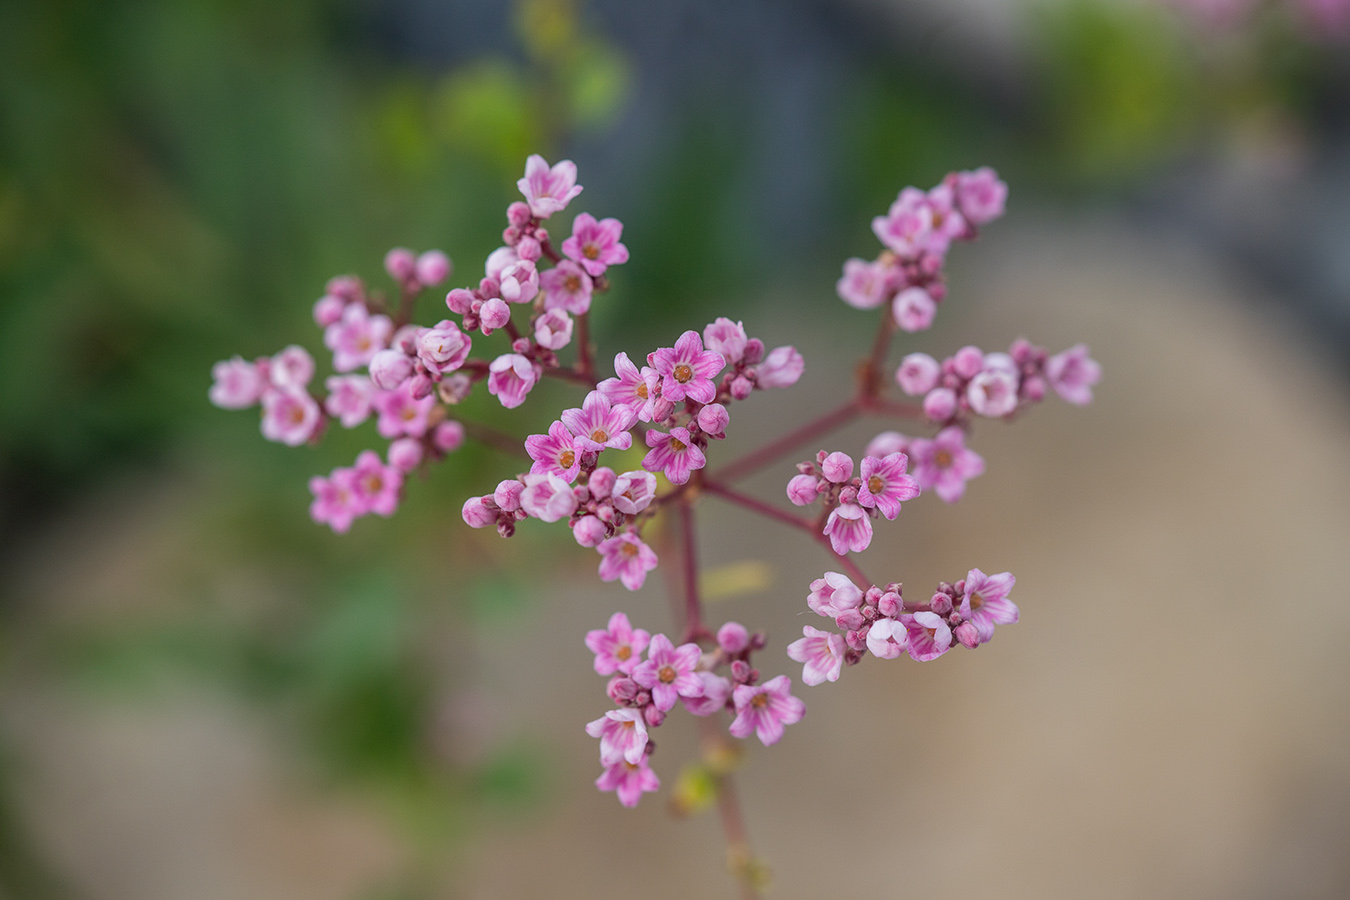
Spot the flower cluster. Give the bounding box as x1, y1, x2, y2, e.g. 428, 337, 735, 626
585, 615, 804, 807
787, 568, 1018, 685
837, 167, 1007, 331
787, 449, 921, 554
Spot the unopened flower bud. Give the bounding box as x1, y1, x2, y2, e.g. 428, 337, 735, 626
446, 288, 475, 315
572, 515, 607, 547
953, 345, 984, 379
930, 592, 953, 615
384, 247, 416, 283
730, 375, 753, 400
437, 373, 472, 404
407, 373, 434, 400
896, 352, 940, 396
717, 621, 750, 654
461, 496, 496, 528
511, 337, 531, 354
588, 467, 617, 499
368, 349, 413, 390
878, 592, 902, 618
610, 677, 639, 702
516, 236, 542, 262
923, 387, 957, 421
643, 706, 666, 728
506, 201, 532, 227
697, 403, 730, 435
415, 250, 451, 286
388, 438, 423, 472
496, 519, 516, 539
835, 609, 865, 630
786, 474, 818, 506
479, 298, 511, 333
596, 504, 616, 524
313, 294, 345, 326
633, 690, 651, 707
750, 631, 768, 651
493, 479, 525, 511
730, 660, 753, 683
742, 338, 765, 365
1021, 374, 1046, 402
821, 451, 854, 483
433, 421, 465, 452
954, 621, 980, 649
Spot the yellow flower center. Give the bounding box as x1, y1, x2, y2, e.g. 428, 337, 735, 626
620, 542, 639, 558
658, 666, 676, 684
564, 274, 581, 292
591, 428, 608, 442
968, 591, 984, 611
868, 475, 884, 493
750, 693, 769, 709
616, 645, 632, 661
935, 449, 953, 468
583, 243, 600, 260
673, 364, 693, 383
636, 383, 649, 399
560, 450, 575, 468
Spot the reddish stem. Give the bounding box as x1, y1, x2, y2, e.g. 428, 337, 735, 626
676, 499, 710, 644
697, 720, 762, 900
576, 310, 594, 379
858, 304, 895, 401
710, 401, 860, 483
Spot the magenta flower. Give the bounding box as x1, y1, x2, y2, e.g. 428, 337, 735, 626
374, 383, 435, 439
585, 708, 648, 766
526, 420, 582, 483
597, 351, 656, 421
953, 167, 1007, 226
351, 450, 403, 517
520, 472, 578, 522
487, 353, 540, 409
597, 533, 659, 591
836, 257, 890, 309
632, 634, 705, 712
807, 572, 863, 618
649, 330, 724, 405
539, 260, 594, 314
585, 612, 651, 676
561, 391, 637, 454
909, 426, 985, 503
260, 387, 321, 446
857, 452, 921, 520
209, 356, 264, 409
901, 611, 952, 661
595, 757, 660, 808
754, 345, 804, 388
786, 626, 847, 686
1045, 344, 1101, 406
517, 154, 583, 219
702, 317, 749, 364
823, 502, 872, 555
611, 470, 657, 515
959, 568, 1019, 644
682, 672, 733, 717
865, 618, 908, 659
729, 676, 806, 746
325, 303, 392, 373
324, 375, 374, 428
309, 468, 364, 533
872, 187, 934, 259
642, 426, 706, 485
562, 213, 629, 277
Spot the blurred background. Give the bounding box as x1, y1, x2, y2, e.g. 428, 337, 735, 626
1, 0, 1348, 897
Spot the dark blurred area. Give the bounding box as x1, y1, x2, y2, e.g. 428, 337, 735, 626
1, 0, 1348, 898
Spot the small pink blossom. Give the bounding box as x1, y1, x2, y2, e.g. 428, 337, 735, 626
384, 247, 416, 282
561, 391, 637, 454
461, 496, 496, 528
632, 634, 704, 712
309, 469, 364, 533
526, 420, 582, 483
325, 304, 392, 372
415, 250, 451, 286
498, 258, 539, 304
387, 438, 423, 472
585, 708, 648, 766
649, 331, 724, 405
539, 260, 594, 314
597, 533, 658, 591
836, 257, 890, 309
717, 621, 750, 654
517, 155, 583, 219
754, 345, 803, 388
902, 611, 952, 661
595, 757, 660, 808
786, 626, 847, 686
313, 295, 346, 327
1045, 344, 1101, 406
959, 568, 1019, 644
921, 182, 968, 257
821, 451, 854, 483
786, 473, 819, 506
642, 426, 706, 485
324, 376, 374, 428
520, 472, 579, 522
807, 572, 863, 617
351, 449, 402, 517
269, 345, 315, 389
892, 286, 936, 332
682, 672, 733, 717
896, 352, 940, 396
209, 357, 264, 409
729, 675, 806, 746
872, 187, 934, 258
866, 430, 910, 459
865, 618, 908, 659
374, 383, 435, 438
823, 502, 872, 555
611, 470, 657, 515
597, 352, 655, 421
966, 368, 1019, 417
585, 612, 651, 676
433, 421, 465, 452
857, 452, 921, 520
487, 353, 540, 409
573, 515, 608, 547
562, 213, 629, 277
368, 349, 413, 391
702, 317, 749, 364
953, 167, 1007, 226
923, 387, 957, 422
260, 387, 321, 446
416, 320, 472, 375
909, 426, 984, 503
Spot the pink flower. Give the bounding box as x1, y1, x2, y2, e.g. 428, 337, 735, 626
385, 247, 416, 283
269, 345, 315, 389
702, 317, 749, 365
351, 449, 403, 517
313, 294, 346, 327
498, 258, 539, 304
597, 352, 655, 421
642, 426, 706, 485
959, 568, 1018, 644
966, 368, 1019, 417
895, 352, 940, 396
387, 438, 423, 472
562, 213, 629, 277
561, 391, 637, 453
865, 430, 909, 459
865, 618, 908, 659
696, 402, 729, 435
611, 470, 657, 515
717, 622, 749, 654
209, 357, 264, 409
632, 634, 705, 712
585, 708, 648, 766
517, 155, 583, 219
374, 383, 435, 438
892, 286, 937, 332
921, 182, 967, 257
786, 626, 847, 686
872, 187, 934, 258
585, 612, 651, 676
807, 572, 863, 617
908, 426, 985, 503
520, 472, 578, 522
953, 167, 1007, 226
823, 502, 872, 554
573, 515, 608, 547
682, 672, 733, 717
922, 387, 957, 422
260, 387, 321, 446
325, 304, 392, 372
649, 331, 724, 405
539, 260, 594, 314
415, 250, 451, 286
595, 757, 660, 808
836, 257, 890, 309
1045, 344, 1101, 406
309, 468, 364, 533
415, 320, 472, 375
367, 349, 413, 391
729, 675, 805, 746
857, 452, 921, 520
821, 451, 853, 483
324, 376, 374, 428
526, 420, 582, 482
786, 473, 819, 506
434, 421, 465, 452
478, 298, 511, 333
461, 496, 497, 529
901, 611, 952, 661
597, 533, 658, 591
487, 353, 540, 409
754, 345, 803, 388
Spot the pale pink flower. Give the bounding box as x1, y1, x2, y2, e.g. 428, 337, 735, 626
433, 421, 465, 452
921, 182, 968, 257
611, 470, 657, 515
585, 708, 648, 766
313, 295, 346, 327
642, 426, 706, 485
351, 449, 402, 517
561, 391, 637, 453
563, 213, 629, 277
959, 568, 1019, 644
836, 257, 890, 309
857, 452, 921, 520
539, 260, 594, 314
702, 317, 749, 364
498, 258, 539, 304
416, 320, 472, 375
966, 368, 1019, 417
309, 468, 365, 533
367, 349, 413, 391
908, 426, 985, 503
526, 420, 581, 482
517, 155, 583, 218
923, 387, 957, 422
823, 502, 872, 554
520, 472, 579, 522
573, 515, 608, 547
682, 672, 733, 717
649, 331, 724, 405
585, 612, 651, 676
269, 345, 315, 389
632, 634, 705, 712
595, 757, 660, 808
324, 376, 374, 428
384, 247, 416, 282
1045, 344, 1101, 406
865, 618, 908, 659
415, 250, 451, 286
807, 572, 863, 617
487, 353, 540, 409
325, 304, 392, 372
902, 611, 952, 661
953, 167, 1007, 226
387, 438, 423, 472
597, 533, 658, 591
209, 357, 264, 409
717, 622, 750, 654
374, 383, 435, 438
597, 352, 654, 420
787, 626, 847, 686
786, 473, 819, 506
754, 345, 803, 388
872, 187, 933, 258
260, 387, 321, 446
865, 430, 909, 459
729, 675, 805, 746
821, 451, 854, 483
892, 286, 936, 332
